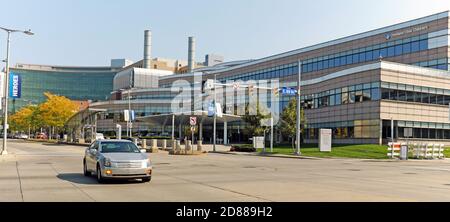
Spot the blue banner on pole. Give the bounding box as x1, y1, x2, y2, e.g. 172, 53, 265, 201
130, 110, 135, 121
207, 102, 215, 117
9, 72, 21, 99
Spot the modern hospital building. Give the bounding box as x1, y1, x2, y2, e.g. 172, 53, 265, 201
12, 11, 450, 145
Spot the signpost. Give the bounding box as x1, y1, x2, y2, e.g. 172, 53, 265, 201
190, 117, 197, 142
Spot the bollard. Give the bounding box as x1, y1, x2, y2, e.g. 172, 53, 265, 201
142, 139, 147, 149
171, 139, 176, 150
197, 140, 203, 151
176, 140, 181, 151
151, 139, 158, 149
186, 140, 191, 151
162, 139, 167, 150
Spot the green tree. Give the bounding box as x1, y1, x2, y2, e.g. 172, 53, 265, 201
242, 103, 271, 137
279, 98, 306, 149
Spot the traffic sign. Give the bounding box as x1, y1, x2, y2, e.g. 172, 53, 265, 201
204, 79, 214, 90
190, 117, 197, 126
280, 87, 298, 96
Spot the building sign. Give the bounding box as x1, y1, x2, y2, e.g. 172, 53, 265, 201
385, 25, 429, 40
9, 73, 21, 99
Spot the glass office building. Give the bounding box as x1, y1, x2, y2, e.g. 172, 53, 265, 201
85, 11, 450, 145
9, 64, 118, 112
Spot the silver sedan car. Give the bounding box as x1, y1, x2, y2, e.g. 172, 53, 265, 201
83, 139, 152, 183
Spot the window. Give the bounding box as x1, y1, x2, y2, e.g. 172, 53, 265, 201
371, 88, 381, 100
329, 95, 335, 106
403, 42, 411, 54
335, 93, 342, 105
387, 46, 395, 57
365, 51, 373, 61
342, 92, 349, 104
380, 48, 388, 58
352, 54, 359, 63
323, 60, 329, 69
340, 56, 346, 66
411, 41, 420, 52
359, 52, 366, 63
421, 92, 430, 103
419, 39, 428, 51
395, 45, 403, 56
406, 91, 415, 102
373, 49, 380, 59
349, 91, 356, 103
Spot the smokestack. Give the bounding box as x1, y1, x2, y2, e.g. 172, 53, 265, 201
188, 36, 195, 73
143, 30, 152, 69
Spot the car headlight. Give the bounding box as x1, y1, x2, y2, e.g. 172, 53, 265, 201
104, 158, 112, 167
144, 159, 151, 168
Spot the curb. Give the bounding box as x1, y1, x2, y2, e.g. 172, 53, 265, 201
210, 151, 322, 160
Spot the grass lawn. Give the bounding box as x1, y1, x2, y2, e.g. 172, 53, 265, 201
238, 144, 450, 159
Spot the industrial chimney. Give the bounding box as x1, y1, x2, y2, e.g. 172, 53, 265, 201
143, 30, 152, 69
187, 36, 196, 73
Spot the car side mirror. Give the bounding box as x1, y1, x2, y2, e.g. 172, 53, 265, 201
90, 149, 98, 154
140, 149, 147, 153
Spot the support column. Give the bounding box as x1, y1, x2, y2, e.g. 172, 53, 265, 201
224, 121, 228, 145
199, 122, 203, 141
179, 123, 182, 140
171, 114, 175, 140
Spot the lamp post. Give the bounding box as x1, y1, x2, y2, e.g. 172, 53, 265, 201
295, 61, 302, 156
0, 26, 34, 155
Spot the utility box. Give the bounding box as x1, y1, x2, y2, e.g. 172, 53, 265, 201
319, 129, 332, 152
400, 144, 408, 160
253, 137, 265, 149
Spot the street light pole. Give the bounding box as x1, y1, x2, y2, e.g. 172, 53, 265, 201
0, 27, 34, 155
128, 89, 131, 138
295, 61, 302, 156
213, 74, 217, 152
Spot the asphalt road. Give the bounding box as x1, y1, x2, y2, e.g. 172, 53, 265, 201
2, 140, 450, 202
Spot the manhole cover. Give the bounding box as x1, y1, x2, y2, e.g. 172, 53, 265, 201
243, 166, 257, 169
404, 172, 417, 175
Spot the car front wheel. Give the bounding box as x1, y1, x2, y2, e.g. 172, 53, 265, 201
96, 165, 105, 183
142, 177, 151, 183
83, 160, 91, 176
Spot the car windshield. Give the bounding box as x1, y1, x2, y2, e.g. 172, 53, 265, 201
100, 142, 141, 153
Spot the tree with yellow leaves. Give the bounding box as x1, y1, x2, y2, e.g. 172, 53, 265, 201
39, 92, 79, 139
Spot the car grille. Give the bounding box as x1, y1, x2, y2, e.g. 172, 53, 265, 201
115, 162, 142, 168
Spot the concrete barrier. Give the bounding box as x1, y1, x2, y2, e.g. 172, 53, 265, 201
141, 139, 147, 149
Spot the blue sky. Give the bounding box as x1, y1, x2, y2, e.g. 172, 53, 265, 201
0, 0, 448, 67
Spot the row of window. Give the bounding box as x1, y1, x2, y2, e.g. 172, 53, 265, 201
301, 82, 381, 109
301, 32, 435, 72
381, 82, 450, 105
382, 120, 450, 140
301, 38, 429, 73
305, 126, 379, 140
219, 63, 299, 82
412, 58, 449, 70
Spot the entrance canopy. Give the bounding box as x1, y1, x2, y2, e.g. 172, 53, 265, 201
136, 110, 242, 126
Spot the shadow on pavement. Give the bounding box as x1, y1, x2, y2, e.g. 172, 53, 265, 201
57, 173, 144, 185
